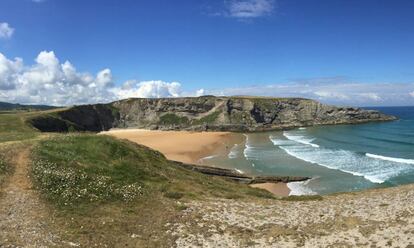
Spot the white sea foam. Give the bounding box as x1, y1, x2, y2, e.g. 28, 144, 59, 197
228, 144, 239, 159
243, 134, 262, 160
287, 178, 317, 196
366, 153, 414, 165
270, 132, 412, 184
198, 155, 218, 162
235, 169, 244, 174
243, 134, 250, 159
283, 131, 319, 148
299, 127, 307, 130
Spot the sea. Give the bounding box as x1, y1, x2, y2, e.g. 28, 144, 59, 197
201, 106, 414, 195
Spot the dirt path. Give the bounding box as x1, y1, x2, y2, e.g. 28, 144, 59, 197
0, 147, 62, 247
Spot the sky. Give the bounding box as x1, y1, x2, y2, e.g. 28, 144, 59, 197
0, 0, 414, 106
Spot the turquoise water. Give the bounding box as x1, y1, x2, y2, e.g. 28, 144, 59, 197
203, 106, 414, 195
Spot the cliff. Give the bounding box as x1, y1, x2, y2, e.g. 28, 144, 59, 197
29, 96, 396, 132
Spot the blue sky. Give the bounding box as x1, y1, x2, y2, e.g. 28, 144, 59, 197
0, 0, 414, 106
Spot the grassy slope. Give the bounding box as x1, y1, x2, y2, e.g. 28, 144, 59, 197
0, 109, 274, 246
31, 134, 272, 208
0, 112, 39, 143
0, 109, 66, 143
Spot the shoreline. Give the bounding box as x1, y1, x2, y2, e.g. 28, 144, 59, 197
100, 129, 292, 197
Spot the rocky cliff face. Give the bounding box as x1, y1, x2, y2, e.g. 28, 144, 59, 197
112, 96, 395, 131
29, 104, 119, 132
30, 96, 396, 132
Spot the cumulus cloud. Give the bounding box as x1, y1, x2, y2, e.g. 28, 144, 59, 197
114, 80, 182, 99
196, 89, 206, 96
1, 51, 413, 107
0, 53, 22, 90
0, 22, 14, 39
226, 0, 275, 18
0, 51, 203, 105
202, 79, 414, 106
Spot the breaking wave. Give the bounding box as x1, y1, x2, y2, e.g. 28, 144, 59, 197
270, 130, 413, 184
283, 132, 319, 148
366, 153, 414, 165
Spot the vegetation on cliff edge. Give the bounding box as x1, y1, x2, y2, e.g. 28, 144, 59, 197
31, 134, 273, 208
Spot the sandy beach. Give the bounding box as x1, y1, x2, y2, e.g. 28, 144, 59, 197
101, 129, 291, 196
100, 129, 242, 164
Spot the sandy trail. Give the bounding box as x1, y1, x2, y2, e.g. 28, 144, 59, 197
0, 147, 61, 247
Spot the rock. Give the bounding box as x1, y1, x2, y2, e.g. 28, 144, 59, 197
174, 161, 310, 184
29, 96, 397, 132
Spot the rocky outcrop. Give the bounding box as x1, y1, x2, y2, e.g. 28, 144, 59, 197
29, 104, 120, 132
174, 161, 310, 184
29, 96, 396, 132
111, 96, 396, 131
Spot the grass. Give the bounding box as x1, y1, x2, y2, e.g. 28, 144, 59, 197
31, 134, 273, 208
252, 98, 277, 110
159, 113, 189, 126
27, 132, 274, 246
192, 111, 221, 125
0, 112, 39, 143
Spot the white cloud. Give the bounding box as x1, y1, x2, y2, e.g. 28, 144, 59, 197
358, 93, 381, 101
0, 51, 116, 105
0, 22, 14, 39
226, 0, 275, 18
0, 51, 204, 105
1, 51, 413, 107
114, 80, 182, 99
0, 53, 23, 90
202, 80, 414, 106
196, 89, 206, 96
314, 91, 349, 100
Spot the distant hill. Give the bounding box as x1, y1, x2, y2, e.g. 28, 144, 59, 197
0, 102, 59, 111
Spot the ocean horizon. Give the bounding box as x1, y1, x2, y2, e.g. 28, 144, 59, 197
202, 106, 414, 195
